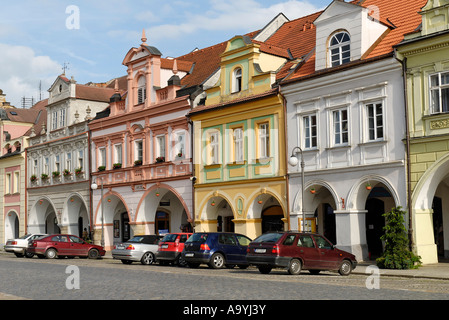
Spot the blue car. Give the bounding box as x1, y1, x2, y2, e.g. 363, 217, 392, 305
182, 232, 252, 269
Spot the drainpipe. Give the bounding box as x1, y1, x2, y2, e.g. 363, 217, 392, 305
25, 148, 28, 234
280, 88, 291, 231
395, 50, 414, 251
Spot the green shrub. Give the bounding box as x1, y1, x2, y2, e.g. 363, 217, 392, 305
376, 206, 421, 269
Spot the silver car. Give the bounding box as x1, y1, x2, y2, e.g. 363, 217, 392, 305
4, 233, 47, 258
112, 235, 161, 265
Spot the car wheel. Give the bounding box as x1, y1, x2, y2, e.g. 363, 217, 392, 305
45, 248, 57, 259
141, 252, 155, 265
257, 266, 272, 274
208, 253, 225, 269
175, 255, 187, 267
88, 249, 100, 259
25, 251, 34, 258
287, 259, 302, 275
338, 260, 352, 276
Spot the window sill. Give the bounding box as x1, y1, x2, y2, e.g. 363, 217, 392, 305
227, 160, 246, 167
254, 157, 273, 164
325, 144, 351, 151
204, 163, 222, 170
358, 139, 388, 147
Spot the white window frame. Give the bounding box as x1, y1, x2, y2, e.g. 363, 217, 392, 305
175, 132, 185, 159
78, 150, 84, 170
99, 147, 106, 167
135, 140, 143, 161
51, 111, 58, 130
137, 76, 146, 105
33, 159, 38, 175
233, 128, 244, 162
258, 123, 270, 159
5, 173, 11, 194
66, 153, 72, 171
13, 171, 19, 193
332, 109, 349, 146
430, 71, 449, 114
59, 109, 66, 128
208, 131, 220, 165
232, 68, 242, 93
366, 102, 384, 141
114, 144, 122, 164
44, 157, 49, 175
329, 31, 351, 67
303, 114, 317, 149
55, 155, 60, 172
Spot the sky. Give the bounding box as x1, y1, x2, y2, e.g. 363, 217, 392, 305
0, 0, 332, 108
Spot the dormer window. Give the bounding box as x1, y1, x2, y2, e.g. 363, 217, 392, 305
232, 68, 242, 93
329, 31, 351, 67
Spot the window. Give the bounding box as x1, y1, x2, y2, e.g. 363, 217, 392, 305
135, 140, 143, 161
367, 103, 383, 141
66, 153, 72, 171
44, 157, 49, 175
156, 135, 166, 159
430, 72, 449, 114
78, 150, 84, 170
314, 235, 333, 249
333, 109, 348, 145
297, 235, 314, 248
329, 32, 350, 67
175, 132, 185, 158
52, 111, 58, 130
33, 159, 38, 175
114, 144, 122, 164
233, 128, 243, 162
59, 109, 66, 128
232, 68, 242, 93
137, 76, 146, 105
55, 155, 60, 172
13, 172, 19, 193
5, 173, 11, 194
208, 131, 219, 165
258, 123, 270, 158
303, 115, 317, 149
99, 148, 106, 167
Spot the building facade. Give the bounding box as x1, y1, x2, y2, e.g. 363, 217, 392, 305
26, 75, 116, 239
89, 34, 199, 250
281, 0, 426, 261
0, 92, 46, 245
396, 0, 449, 263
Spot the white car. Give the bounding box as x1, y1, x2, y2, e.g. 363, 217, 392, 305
112, 235, 161, 265
4, 234, 47, 258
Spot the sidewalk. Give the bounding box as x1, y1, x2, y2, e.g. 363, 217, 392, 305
353, 260, 449, 280
1, 250, 448, 280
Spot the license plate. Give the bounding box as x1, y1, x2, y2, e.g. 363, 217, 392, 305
116, 244, 125, 249
255, 248, 266, 253
185, 253, 194, 257
161, 244, 168, 249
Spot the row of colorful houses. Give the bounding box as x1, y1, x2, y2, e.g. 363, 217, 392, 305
1, 0, 449, 264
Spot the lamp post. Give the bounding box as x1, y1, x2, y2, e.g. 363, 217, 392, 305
91, 177, 104, 248
288, 147, 307, 232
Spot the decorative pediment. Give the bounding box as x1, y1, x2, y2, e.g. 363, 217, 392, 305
421, 0, 449, 36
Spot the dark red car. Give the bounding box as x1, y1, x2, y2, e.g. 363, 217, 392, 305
28, 234, 106, 259
156, 233, 192, 266
246, 232, 357, 276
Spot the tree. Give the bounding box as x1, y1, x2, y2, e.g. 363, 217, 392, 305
376, 206, 421, 269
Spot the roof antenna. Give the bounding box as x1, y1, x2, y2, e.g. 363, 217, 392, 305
62, 62, 70, 75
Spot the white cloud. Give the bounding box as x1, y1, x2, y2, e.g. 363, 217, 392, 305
0, 43, 61, 107
147, 0, 321, 41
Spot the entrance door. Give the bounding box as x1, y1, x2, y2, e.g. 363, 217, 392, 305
156, 211, 169, 235
122, 213, 130, 242
365, 198, 385, 258
262, 206, 284, 233
433, 197, 444, 257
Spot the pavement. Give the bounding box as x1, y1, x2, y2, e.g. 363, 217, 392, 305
1, 250, 448, 280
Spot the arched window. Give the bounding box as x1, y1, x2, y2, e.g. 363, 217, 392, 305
137, 76, 146, 105
329, 31, 351, 67
232, 68, 242, 93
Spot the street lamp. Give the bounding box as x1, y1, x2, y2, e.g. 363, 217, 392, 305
288, 147, 307, 232
91, 177, 105, 248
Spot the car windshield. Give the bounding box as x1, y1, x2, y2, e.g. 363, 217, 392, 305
185, 233, 208, 243
252, 233, 283, 243
161, 234, 178, 242
19, 234, 32, 239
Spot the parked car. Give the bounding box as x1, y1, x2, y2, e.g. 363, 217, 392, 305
4, 233, 47, 258
112, 235, 161, 265
27, 234, 105, 259
182, 232, 252, 269
246, 232, 357, 276
157, 232, 192, 266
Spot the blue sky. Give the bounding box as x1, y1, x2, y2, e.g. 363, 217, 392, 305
0, 0, 331, 108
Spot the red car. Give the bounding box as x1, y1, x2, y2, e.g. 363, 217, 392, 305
156, 233, 192, 266
28, 234, 106, 259
246, 232, 357, 276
